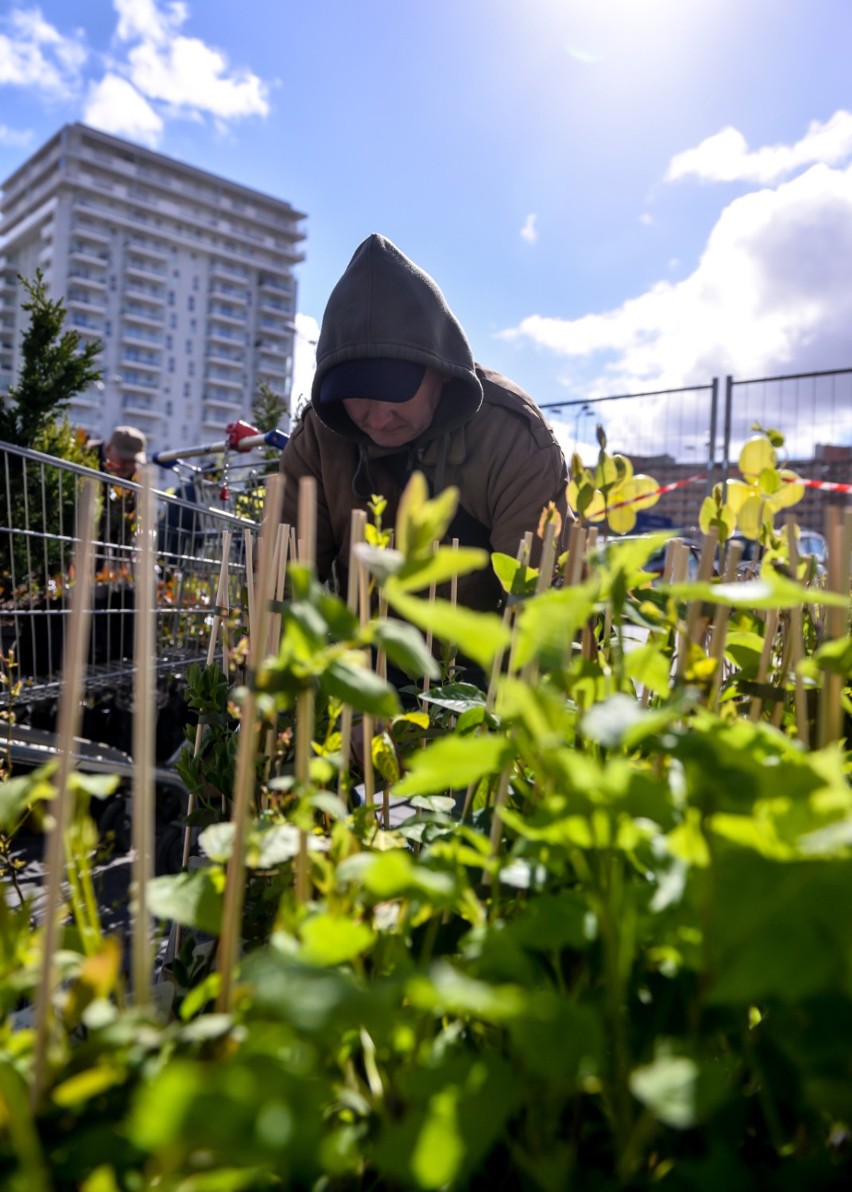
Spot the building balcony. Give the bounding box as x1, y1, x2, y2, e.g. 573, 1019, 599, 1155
67, 269, 107, 289
204, 371, 243, 391
125, 259, 167, 282
203, 395, 241, 414
207, 304, 245, 326
208, 281, 247, 305
122, 308, 164, 330
120, 371, 160, 393
70, 242, 110, 264
258, 294, 292, 316
209, 259, 250, 283
71, 222, 110, 245
123, 284, 165, 306
125, 235, 168, 261
68, 314, 104, 333
121, 327, 163, 348
205, 346, 244, 367
67, 292, 106, 312
207, 325, 246, 347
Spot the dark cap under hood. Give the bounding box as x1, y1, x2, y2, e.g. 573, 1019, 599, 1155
310, 234, 484, 444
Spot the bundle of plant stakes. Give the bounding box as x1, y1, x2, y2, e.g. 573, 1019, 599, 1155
0, 433, 850, 1192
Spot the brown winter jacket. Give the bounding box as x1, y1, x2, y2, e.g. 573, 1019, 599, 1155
280, 234, 569, 613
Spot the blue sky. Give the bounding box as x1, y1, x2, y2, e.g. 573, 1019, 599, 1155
2, 0, 851, 457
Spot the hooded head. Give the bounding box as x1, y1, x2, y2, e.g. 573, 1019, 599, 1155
310, 234, 483, 444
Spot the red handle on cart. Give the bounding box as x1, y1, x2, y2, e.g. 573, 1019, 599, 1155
152, 421, 289, 467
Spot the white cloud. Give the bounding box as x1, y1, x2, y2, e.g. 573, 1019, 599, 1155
500, 162, 852, 400
666, 110, 852, 185
290, 313, 320, 416
113, 0, 187, 44
0, 6, 88, 98
520, 213, 538, 245
126, 36, 269, 119
83, 74, 163, 147
0, 123, 34, 147
0, 2, 271, 142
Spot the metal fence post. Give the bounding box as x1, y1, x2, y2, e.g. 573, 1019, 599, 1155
706, 377, 718, 495
721, 374, 733, 495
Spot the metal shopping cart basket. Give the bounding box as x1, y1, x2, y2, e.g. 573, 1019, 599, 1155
0, 434, 272, 869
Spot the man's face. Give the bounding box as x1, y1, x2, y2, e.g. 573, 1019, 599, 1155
342, 368, 445, 447
105, 447, 137, 480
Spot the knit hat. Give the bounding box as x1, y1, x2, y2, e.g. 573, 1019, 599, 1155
107, 425, 147, 465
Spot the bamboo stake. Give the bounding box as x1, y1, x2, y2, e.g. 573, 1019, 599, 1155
671, 543, 691, 680
707, 537, 744, 712
422, 543, 438, 698
243, 529, 255, 643
748, 608, 779, 723
357, 541, 376, 813
31, 480, 97, 1109
338, 510, 367, 803
216, 475, 285, 1013
685, 529, 718, 645
294, 477, 317, 902
130, 466, 158, 1009
179, 531, 233, 869
783, 521, 810, 746
817, 506, 847, 747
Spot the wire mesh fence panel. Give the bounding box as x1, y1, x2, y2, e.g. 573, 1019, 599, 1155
726, 369, 852, 532
541, 383, 719, 465
0, 442, 258, 711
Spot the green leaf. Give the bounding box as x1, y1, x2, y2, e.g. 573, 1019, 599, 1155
351, 542, 405, 581
624, 641, 672, 696
811, 635, 852, 677
385, 584, 511, 670
419, 683, 488, 714
147, 870, 224, 935
322, 658, 400, 718
337, 849, 456, 903
299, 912, 375, 966
667, 574, 849, 609
393, 546, 490, 593
371, 617, 440, 680
0, 765, 56, 829
393, 734, 511, 797
52, 1064, 127, 1108
491, 552, 539, 596
630, 1055, 699, 1129
513, 583, 598, 670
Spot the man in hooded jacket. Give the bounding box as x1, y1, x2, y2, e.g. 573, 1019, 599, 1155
280, 234, 569, 614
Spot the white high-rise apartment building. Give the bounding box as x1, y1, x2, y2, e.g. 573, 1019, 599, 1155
0, 123, 306, 454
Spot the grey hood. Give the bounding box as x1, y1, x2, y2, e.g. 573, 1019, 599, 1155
309, 234, 484, 446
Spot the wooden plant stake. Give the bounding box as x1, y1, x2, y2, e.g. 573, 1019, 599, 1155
460, 536, 530, 822
31, 480, 97, 1109
243, 529, 255, 643
707, 536, 744, 712
817, 507, 849, 748
216, 475, 285, 1012
671, 543, 692, 680
356, 538, 377, 814
130, 466, 158, 1010
294, 476, 317, 903
748, 608, 780, 723
338, 510, 367, 803
782, 520, 810, 746
176, 528, 233, 958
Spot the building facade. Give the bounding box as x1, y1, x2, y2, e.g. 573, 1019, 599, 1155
0, 124, 306, 454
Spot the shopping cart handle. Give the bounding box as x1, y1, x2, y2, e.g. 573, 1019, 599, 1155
263, 429, 289, 450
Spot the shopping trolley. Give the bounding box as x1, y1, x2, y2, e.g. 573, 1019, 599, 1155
0, 426, 284, 870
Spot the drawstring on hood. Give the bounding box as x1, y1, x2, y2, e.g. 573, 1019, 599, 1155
311, 234, 483, 449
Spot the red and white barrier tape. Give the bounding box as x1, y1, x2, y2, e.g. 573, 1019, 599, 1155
790, 476, 852, 494
601, 470, 850, 513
